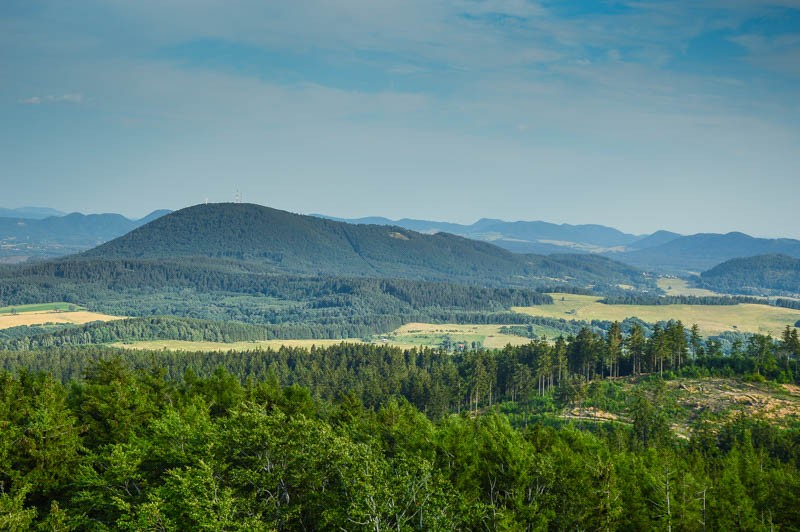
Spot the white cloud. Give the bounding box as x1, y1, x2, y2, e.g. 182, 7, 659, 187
18, 93, 84, 105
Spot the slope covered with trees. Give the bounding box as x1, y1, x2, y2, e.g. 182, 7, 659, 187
700, 254, 800, 295
81, 203, 652, 289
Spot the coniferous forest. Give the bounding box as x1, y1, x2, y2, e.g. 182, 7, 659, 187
2, 320, 800, 530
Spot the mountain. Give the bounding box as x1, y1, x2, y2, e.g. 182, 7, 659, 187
699, 254, 800, 295
610, 232, 800, 272
136, 209, 173, 225
85, 203, 650, 288
315, 214, 641, 254
0, 206, 65, 219
0, 210, 171, 262
627, 230, 682, 250
313, 215, 474, 235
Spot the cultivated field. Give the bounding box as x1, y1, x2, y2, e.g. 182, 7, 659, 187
513, 293, 800, 336
657, 277, 718, 297
0, 309, 125, 330
381, 323, 541, 349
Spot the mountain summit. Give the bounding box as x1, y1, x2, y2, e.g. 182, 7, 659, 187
83, 203, 648, 288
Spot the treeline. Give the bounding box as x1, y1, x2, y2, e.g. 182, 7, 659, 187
602, 293, 800, 310
0, 259, 552, 308
0, 312, 591, 352
1, 359, 799, 530
0, 260, 554, 331
2, 324, 798, 410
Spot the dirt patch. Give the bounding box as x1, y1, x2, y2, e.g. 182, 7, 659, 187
564, 407, 622, 422
669, 379, 800, 427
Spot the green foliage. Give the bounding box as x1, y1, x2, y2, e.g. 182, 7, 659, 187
700, 254, 800, 295
0, 358, 798, 530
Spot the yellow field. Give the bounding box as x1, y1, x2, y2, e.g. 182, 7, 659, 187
514, 293, 800, 336
0, 310, 125, 330
657, 277, 718, 297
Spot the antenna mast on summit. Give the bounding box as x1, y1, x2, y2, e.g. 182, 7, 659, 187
235, 190, 241, 204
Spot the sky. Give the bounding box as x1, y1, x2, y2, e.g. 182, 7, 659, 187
1, 1, 799, 238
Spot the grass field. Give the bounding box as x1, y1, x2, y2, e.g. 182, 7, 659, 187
0, 302, 83, 315
513, 293, 800, 336
657, 277, 718, 297
0, 309, 125, 330
382, 323, 541, 349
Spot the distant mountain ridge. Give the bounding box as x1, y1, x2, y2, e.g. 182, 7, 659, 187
0, 210, 171, 262
84, 203, 650, 289
5, 205, 797, 274
319, 214, 800, 273
611, 233, 800, 272
315, 214, 645, 254
0, 206, 65, 219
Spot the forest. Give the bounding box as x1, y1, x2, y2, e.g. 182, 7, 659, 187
699, 254, 800, 295
1, 321, 800, 530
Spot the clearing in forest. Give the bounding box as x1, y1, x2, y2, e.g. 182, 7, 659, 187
383, 323, 535, 349
657, 277, 719, 297
513, 293, 800, 336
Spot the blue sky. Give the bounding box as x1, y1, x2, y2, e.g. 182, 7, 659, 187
1, 0, 799, 237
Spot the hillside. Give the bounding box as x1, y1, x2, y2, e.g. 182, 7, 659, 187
610, 232, 800, 272
700, 254, 800, 295
84, 203, 651, 288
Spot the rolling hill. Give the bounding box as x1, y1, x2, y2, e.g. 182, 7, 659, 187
83, 203, 650, 288
699, 254, 800, 295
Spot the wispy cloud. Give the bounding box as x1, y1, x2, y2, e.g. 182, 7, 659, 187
18, 93, 83, 105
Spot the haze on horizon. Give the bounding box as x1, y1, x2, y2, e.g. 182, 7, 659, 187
1, 1, 798, 239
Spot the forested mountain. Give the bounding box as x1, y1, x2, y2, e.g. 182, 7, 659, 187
627, 229, 682, 250
610, 232, 800, 272
84, 203, 651, 288
700, 254, 800, 295
0, 209, 171, 261
319, 213, 642, 254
